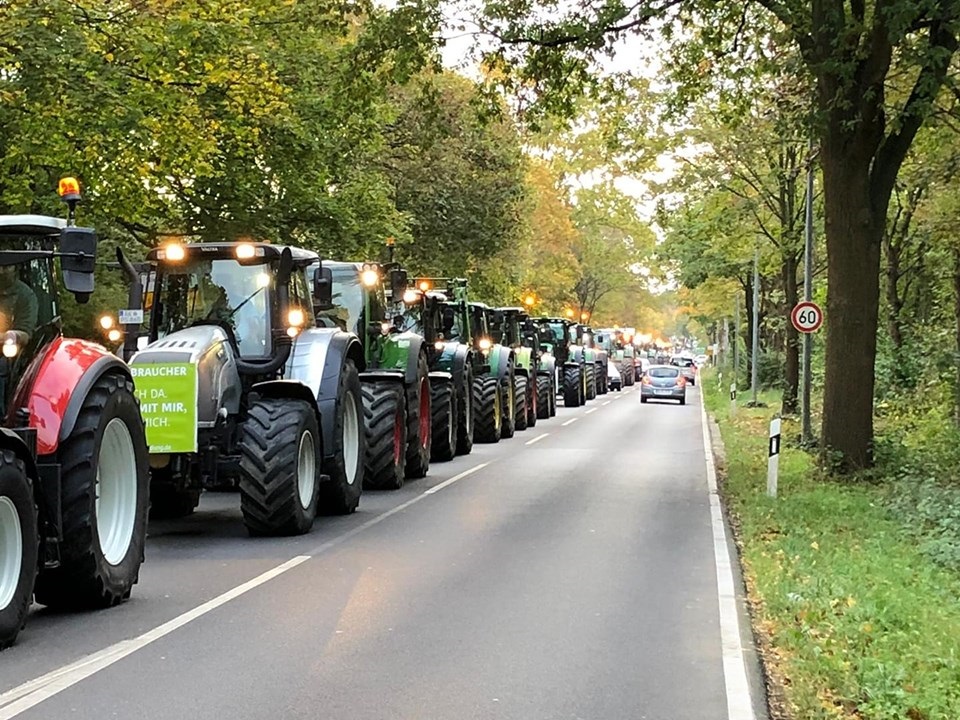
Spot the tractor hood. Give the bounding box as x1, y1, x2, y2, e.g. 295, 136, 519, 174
129, 325, 241, 430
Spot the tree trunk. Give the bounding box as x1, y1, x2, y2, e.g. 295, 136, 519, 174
743, 281, 753, 384
883, 237, 905, 349
782, 252, 800, 415
819, 152, 882, 471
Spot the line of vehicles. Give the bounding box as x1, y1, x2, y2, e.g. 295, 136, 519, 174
0, 181, 656, 650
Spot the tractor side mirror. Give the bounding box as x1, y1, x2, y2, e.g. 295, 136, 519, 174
313, 265, 333, 309
390, 269, 408, 299
60, 227, 97, 303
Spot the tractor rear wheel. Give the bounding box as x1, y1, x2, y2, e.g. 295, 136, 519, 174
0, 452, 36, 650
500, 365, 517, 439
318, 359, 364, 515
362, 382, 407, 490
430, 379, 457, 462
585, 363, 597, 400
536, 375, 551, 420
563, 366, 582, 407
455, 366, 474, 456
514, 375, 528, 431
472, 375, 502, 443
238, 398, 320, 536
405, 354, 431, 480
35, 374, 149, 610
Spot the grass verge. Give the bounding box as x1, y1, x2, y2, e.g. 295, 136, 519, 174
702, 370, 960, 720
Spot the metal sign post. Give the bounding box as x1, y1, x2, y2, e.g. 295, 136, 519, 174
767, 417, 781, 498
730, 383, 737, 417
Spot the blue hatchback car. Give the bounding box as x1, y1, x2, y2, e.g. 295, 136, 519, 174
640, 365, 687, 405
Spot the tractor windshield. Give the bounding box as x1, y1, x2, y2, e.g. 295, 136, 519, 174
316, 266, 364, 334
155, 258, 273, 358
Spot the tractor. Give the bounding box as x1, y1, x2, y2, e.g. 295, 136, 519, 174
308, 260, 431, 490
469, 303, 519, 441
579, 325, 610, 397
536, 317, 589, 407
495, 307, 557, 426
0, 179, 150, 649
390, 279, 475, 462
120, 242, 366, 536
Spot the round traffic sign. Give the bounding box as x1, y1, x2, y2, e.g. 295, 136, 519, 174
791, 301, 823, 333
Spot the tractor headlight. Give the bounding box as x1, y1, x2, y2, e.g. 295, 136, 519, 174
99, 314, 115, 330
478, 337, 492, 352
434, 340, 445, 351
235, 243, 256, 259
360, 264, 380, 287
287, 307, 305, 328
107, 328, 122, 343
2, 338, 17, 358
402, 289, 419, 304
287, 327, 300, 338
162, 243, 185, 262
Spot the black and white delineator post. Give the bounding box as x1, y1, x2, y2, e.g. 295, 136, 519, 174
730, 382, 737, 416
767, 417, 781, 498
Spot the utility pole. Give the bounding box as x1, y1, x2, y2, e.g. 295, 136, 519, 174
801, 136, 815, 444
751, 245, 760, 405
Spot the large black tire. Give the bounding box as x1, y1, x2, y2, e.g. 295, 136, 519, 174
525, 373, 538, 428
405, 354, 431, 480
473, 375, 502, 443
514, 375, 529, 431
585, 363, 597, 401
500, 364, 517, 439
549, 375, 557, 416
35, 373, 149, 610
362, 381, 407, 490
536, 375, 551, 420
149, 481, 201, 520
238, 398, 320, 537
597, 363, 608, 395
563, 366, 582, 407
455, 365, 474, 456
0, 452, 37, 649
430, 379, 457, 462
318, 359, 364, 515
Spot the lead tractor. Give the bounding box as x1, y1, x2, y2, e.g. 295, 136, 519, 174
308, 260, 431, 490
120, 242, 365, 536
0, 179, 150, 649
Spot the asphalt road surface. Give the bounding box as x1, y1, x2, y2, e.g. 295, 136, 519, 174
0, 383, 759, 720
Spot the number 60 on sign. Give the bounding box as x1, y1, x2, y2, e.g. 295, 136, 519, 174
791, 301, 823, 334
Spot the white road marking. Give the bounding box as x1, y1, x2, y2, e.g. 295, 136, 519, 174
611, 395, 621, 400
423, 462, 489, 495
585, 408, 597, 414
1, 460, 495, 718
525, 433, 549, 446
699, 391, 757, 720
561, 417, 579, 426
0, 556, 310, 718
602, 401, 611, 406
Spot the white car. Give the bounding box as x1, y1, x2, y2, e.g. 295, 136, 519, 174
607, 360, 622, 391
695, 354, 708, 367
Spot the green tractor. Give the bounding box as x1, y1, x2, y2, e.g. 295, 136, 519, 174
308, 260, 431, 490
495, 307, 557, 426
536, 317, 588, 407
470, 302, 520, 441
120, 242, 366, 536
596, 328, 636, 387
579, 325, 610, 397
388, 279, 475, 462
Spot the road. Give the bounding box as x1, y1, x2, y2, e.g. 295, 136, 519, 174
0, 383, 760, 720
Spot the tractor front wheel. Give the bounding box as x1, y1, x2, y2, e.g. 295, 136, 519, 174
536, 375, 551, 420
239, 398, 320, 536
514, 375, 529, 432
472, 375, 502, 443
500, 365, 517, 439
526, 373, 538, 428
318, 359, 364, 515
35, 373, 149, 610
585, 363, 597, 401
0, 452, 36, 650
405, 354, 431, 480
563, 366, 582, 408
430, 379, 457, 462
455, 366, 474, 456
362, 382, 407, 490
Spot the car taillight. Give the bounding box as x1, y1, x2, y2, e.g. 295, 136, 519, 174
677, 377, 686, 387
642, 376, 651, 385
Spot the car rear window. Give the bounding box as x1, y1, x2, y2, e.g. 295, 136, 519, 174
649, 367, 680, 378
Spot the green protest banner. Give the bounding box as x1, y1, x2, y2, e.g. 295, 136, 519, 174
129, 363, 198, 453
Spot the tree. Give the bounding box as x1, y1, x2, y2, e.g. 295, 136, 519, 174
472, 0, 960, 471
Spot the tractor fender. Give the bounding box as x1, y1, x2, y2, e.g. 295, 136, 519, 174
513, 346, 533, 377
450, 345, 472, 387
285, 328, 365, 462
428, 370, 453, 386
490, 345, 515, 382
402, 334, 428, 384
569, 346, 585, 365
250, 379, 323, 452
539, 354, 557, 377
17, 337, 131, 457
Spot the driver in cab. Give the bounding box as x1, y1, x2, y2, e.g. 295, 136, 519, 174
0, 264, 38, 348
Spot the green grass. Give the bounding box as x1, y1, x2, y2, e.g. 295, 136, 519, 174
703, 370, 960, 720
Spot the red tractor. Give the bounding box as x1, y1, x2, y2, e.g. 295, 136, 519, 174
0, 179, 150, 649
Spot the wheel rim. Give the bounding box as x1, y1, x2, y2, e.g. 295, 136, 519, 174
297, 429, 317, 510
493, 384, 501, 431
96, 418, 138, 566
342, 392, 360, 485
393, 406, 404, 465
419, 379, 430, 450
0, 496, 22, 610
531, 382, 537, 417
507, 380, 515, 422
464, 380, 473, 436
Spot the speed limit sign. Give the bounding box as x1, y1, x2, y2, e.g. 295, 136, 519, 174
791, 301, 823, 333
